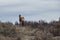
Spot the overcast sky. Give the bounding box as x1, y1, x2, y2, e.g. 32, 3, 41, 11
0, 0, 60, 23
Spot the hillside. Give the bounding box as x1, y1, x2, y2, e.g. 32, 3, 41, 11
0, 20, 60, 40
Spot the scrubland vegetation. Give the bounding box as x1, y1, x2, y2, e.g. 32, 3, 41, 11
0, 20, 60, 40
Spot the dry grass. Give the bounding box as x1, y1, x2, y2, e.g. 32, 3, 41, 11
0, 21, 60, 40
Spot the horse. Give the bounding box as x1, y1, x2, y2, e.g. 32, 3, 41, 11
19, 15, 25, 26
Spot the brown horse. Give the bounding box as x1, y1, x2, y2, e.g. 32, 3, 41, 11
19, 15, 25, 26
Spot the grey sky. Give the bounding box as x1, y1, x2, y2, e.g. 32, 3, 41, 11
0, 0, 60, 23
